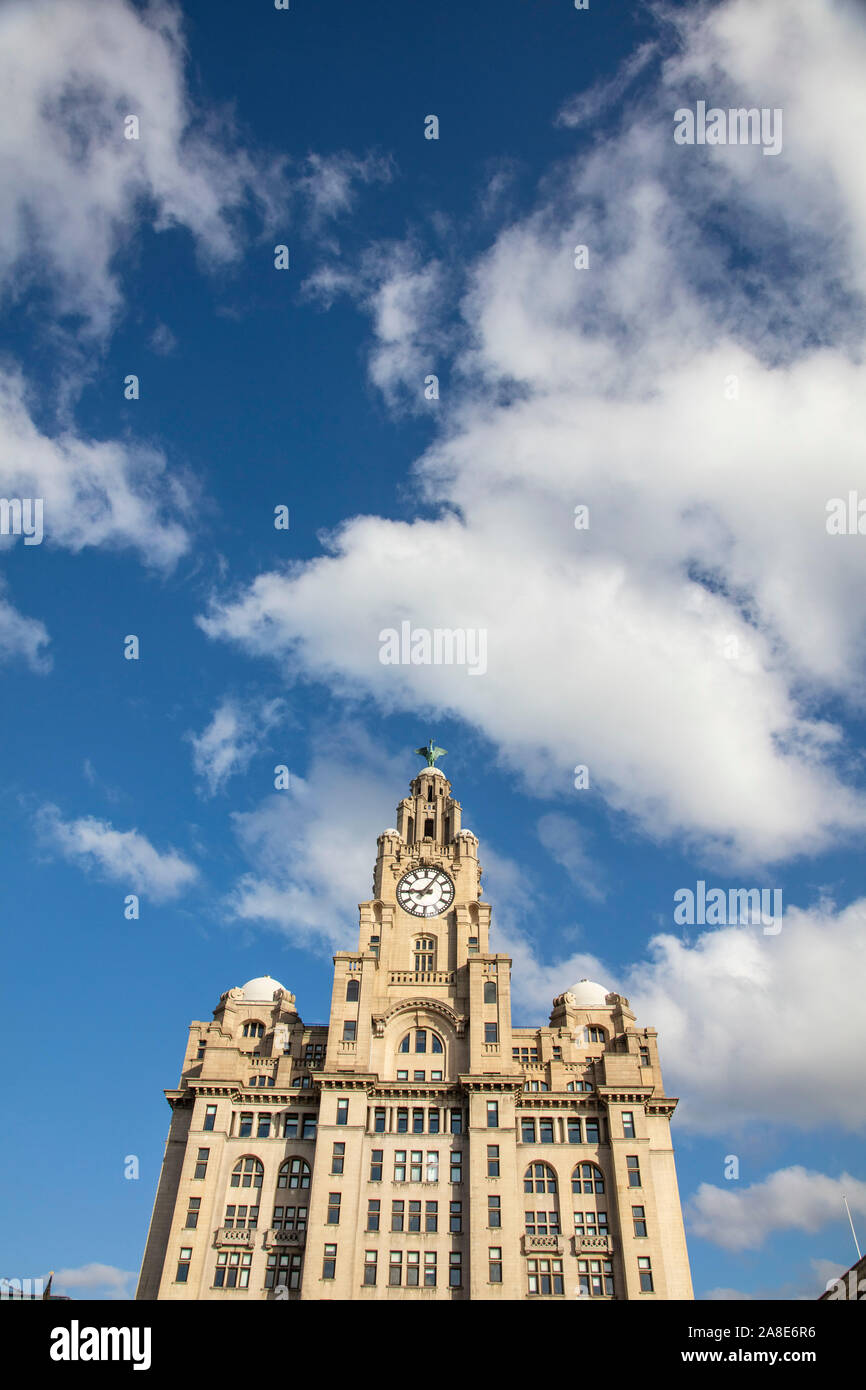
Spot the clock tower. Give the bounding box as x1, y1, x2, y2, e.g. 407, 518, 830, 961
137, 747, 694, 1301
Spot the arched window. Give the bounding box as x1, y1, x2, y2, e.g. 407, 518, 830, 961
483, 981, 497, 1004
567, 1080, 593, 1092
346, 978, 360, 1002
524, 1162, 558, 1195
277, 1157, 311, 1190
398, 1028, 444, 1055
571, 1162, 605, 1195
414, 938, 436, 971
524, 1163, 559, 1236
242, 1021, 264, 1038
230, 1156, 263, 1189
585, 1026, 606, 1044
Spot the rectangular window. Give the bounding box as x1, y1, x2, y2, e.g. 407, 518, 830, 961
394, 1150, 407, 1183
574, 1210, 609, 1236
567, 1117, 582, 1144
397, 1070, 409, 1080
257, 1113, 271, 1139
374, 1106, 386, 1133
370, 1149, 383, 1182
428, 1108, 440, 1134
426, 1151, 439, 1182
488, 1194, 501, 1228
450, 1201, 462, 1233
425, 1201, 438, 1232
520, 1119, 535, 1143
487, 1100, 499, 1128
553, 1047, 562, 1059
431, 1070, 443, 1081
363, 1250, 377, 1286
184, 1198, 200, 1229
413, 1070, 425, 1081
176, 1248, 192, 1283
468, 936, 479, 954
391, 1200, 405, 1232
449, 1109, 463, 1134
424, 1252, 437, 1287
301, 1114, 317, 1140
366, 1199, 380, 1232
410, 1151, 423, 1182
326, 1192, 341, 1225
284, 1113, 299, 1139
272, 1205, 307, 1233
539, 1118, 554, 1144
369, 935, 380, 958
412, 1107, 425, 1133
487, 1144, 500, 1177
214, 1250, 252, 1289
239, 1112, 253, 1138
342, 1021, 356, 1042
622, 1111, 636, 1139
449, 1252, 462, 1288
331, 1142, 345, 1175
450, 1150, 462, 1183
265, 1251, 302, 1290
525, 1209, 560, 1236
639, 1046, 650, 1066
396, 1107, 409, 1133
484, 1023, 498, 1044
389, 1252, 403, 1286
638, 1256, 654, 1292
203, 1104, 217, 1132
585, 1118, 600, 1145
577, 1257, 614, 1297
526, 1257, 564, 1296
406, 1251, 420, 1287
336, 1099, 349, 1126
632, 1205, 647, 1237
322, 1244, 337, 1280
627, 1155, 642, 1187
408, 1200, 421, 1233
416, 1030, 427, 1053
194, 1147, 209, 1180
488, 1247, 502, 1283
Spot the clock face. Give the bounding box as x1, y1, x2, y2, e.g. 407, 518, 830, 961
397, 867, 455, 917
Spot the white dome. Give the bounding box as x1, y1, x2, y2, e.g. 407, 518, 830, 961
241, 975, 286, 1001
566, 978, 610, 1007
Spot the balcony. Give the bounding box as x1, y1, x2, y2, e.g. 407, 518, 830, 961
266, 1230, 306, 1249
389, 971, 455, 986
522, 1234, 563, 1255
572, 1234, 613, 1256
213, 1227, 254, 1249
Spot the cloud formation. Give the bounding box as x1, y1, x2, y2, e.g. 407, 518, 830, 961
686, 1166, 866, 1252
187, 696, 285, 797
36, 803, 198, 900
200, 0, 866, 867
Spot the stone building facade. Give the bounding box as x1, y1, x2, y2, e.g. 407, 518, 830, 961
136, 760, 693, 1300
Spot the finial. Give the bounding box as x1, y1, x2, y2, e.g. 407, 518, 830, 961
415, 737, 447, 768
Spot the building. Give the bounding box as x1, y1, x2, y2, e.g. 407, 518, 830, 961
819, 1252, 866, 1300
136, 753, 693, 1300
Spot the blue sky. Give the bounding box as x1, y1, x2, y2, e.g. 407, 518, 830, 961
2, 0, 866, 1302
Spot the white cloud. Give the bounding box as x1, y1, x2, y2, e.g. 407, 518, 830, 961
0, 578, 51, 670
0, 368, 191, 567
188, 697, 284, 796
53, 1262, 136, 1299
228, 727, 408, 952
200, 0, 866, 867
36, 803, 198, 900
0, 0, 288, 338
296, 151, 392, 228
686, 1166, 866, 1252
622, 897, 866, 1133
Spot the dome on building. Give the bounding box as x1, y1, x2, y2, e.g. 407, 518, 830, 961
240, 975, 286, 1001
566, 978, 610, 1007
